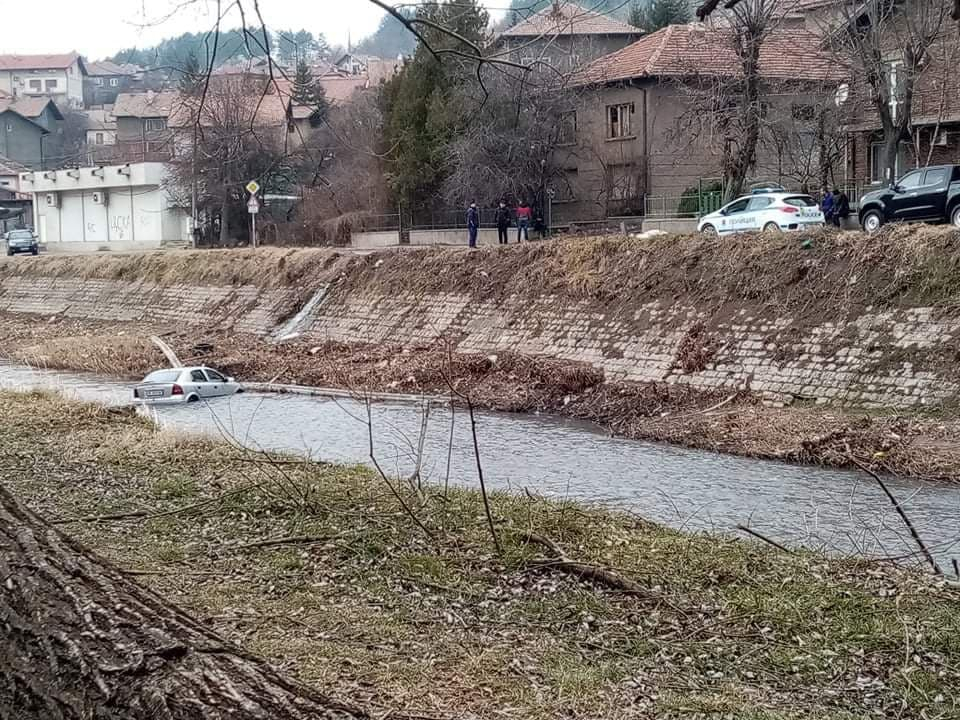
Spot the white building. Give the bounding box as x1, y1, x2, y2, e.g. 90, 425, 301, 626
20, 162, 190, 251
0, 53, 86, 109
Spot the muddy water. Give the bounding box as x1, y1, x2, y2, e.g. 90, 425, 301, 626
3, 362, 960, 568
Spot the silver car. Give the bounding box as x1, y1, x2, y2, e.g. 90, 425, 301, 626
133, 366, 242, 403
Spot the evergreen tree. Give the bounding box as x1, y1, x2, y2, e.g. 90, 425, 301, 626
178, 51, 203, 94
354, 9, 417, 58
630, 0, 691, 32
291, 59, 330, 127
379, 0, 489, 209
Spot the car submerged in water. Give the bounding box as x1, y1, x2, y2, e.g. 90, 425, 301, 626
133, 366, 242, 404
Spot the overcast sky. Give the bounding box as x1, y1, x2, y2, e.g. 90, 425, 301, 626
1, 0, 506, 60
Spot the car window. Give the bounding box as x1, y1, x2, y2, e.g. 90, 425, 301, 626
190, 370, 207, 382
747, 197, 773, 211
783, 196, 817, 207
923, 168, 949, 187
143, 370, 181, 383
204, 369, 227, 382
7, 230, 32, 239
897, 171, 923, 189
724, 198, 750, 214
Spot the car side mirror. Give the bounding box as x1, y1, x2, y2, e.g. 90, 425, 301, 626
227, 377, 235, 383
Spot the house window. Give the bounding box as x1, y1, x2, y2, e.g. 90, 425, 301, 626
28, 79, 41, 92
5, 123, 12, 132
607, 103, 634, 139
870, 141, 907, 183
568, 54, 581, 70
553, 168, 578, 203
95, 77, 104, 86
95, 132, 104, 145
558, 111, 577, 145
109, 78, 119, 87
605, 163, 644, 213
45, 79, 58, 91
144, 118, 167, 131
791, 104, 816, 122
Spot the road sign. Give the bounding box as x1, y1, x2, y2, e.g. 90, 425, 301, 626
245, 180, 261, 195
247, 196, 260, 215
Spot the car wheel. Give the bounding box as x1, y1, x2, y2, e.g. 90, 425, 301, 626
951, 205, 960, 229
30, 248, 38, 256
862, 210, 883, 234
701, 224, 718, 237
762, 222, 781, 234
5, 249, 12, 257
186, 394, 200, 403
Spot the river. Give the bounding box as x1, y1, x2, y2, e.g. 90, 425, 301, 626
3, 362, 959, 568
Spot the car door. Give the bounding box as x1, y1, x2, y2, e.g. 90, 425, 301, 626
189, 369, 211, 398
203, 368, 230, 397
886, 170, 925, 221
746, 196, 775, 229
916, 167, 950, 220
717, 197, 751, 234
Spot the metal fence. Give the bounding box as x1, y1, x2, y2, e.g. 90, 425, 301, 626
644, 191, 724, 219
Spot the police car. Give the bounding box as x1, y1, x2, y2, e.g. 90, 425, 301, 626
698, 186, 825, 236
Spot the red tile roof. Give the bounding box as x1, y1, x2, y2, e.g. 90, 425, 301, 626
577, 23, 839, 84
85, 60, 141, 77
501, 1, 639, 37
112, 90, 181, 118
0, 52, 84, 72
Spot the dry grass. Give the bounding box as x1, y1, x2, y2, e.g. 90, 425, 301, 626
2, 389, 959, 719
0, 246, 358, 289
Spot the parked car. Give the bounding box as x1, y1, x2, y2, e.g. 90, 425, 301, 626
698, 192, 824, 236
858, 164, 960, 233
3, 228, 39, 256
133, 366, 242, 404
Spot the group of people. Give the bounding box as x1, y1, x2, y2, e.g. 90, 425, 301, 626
820, 187, 851, 228
466, 200, 534, 248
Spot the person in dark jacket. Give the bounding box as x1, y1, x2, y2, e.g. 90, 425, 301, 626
495, 201, 511, 245
832, 188, 850, 228
820, 187, 834, 225
466, 202, 479, 248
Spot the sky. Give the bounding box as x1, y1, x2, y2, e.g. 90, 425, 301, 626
0, 0, 507, 60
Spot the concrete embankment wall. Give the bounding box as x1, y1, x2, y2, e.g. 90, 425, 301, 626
2, 229, 960, 409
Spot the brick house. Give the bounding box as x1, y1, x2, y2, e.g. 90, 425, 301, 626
550, 23, 840, 222
110, 90, 180, 163
496, 1, 642, 71
0, 53, 86, 109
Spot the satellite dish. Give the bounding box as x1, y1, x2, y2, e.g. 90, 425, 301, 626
834, 83, 850, 107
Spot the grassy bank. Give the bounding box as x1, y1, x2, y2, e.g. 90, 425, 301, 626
1, 390, 958, 718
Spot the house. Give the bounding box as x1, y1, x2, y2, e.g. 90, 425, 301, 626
111, 90, 180, 162
555, 23, 838, 222
85, 108, 117, 147
0, 53, 87, 108
0, 95, 65, 169
497, 1, 642, 71
19, 162, 190, 250
84, 61, 142, 106
0, 156, 32, 232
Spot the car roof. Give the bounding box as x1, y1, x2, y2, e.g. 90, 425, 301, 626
728, 192, 813, 203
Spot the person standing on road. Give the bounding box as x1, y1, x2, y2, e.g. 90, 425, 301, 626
466, 201, 480, 248
832, 188, 850, 228
516, 201, 532, 242
495, 201, 511, 245
820, 187, 834, 226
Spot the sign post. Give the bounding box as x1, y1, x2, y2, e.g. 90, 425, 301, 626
246, 180, 261, 248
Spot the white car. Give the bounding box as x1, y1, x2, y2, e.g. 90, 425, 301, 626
133, 366, 242, 404
698, 192, 825, 236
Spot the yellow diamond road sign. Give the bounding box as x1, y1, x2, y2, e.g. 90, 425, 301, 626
245, 180, 260, 195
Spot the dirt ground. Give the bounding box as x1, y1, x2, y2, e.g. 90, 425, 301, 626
2, 390, 958, 719
4, 312, 960, 482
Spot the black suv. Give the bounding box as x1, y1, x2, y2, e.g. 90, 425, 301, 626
858, 164, 960, 232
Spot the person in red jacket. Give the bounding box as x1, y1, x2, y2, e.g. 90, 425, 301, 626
516, 201, 532, 242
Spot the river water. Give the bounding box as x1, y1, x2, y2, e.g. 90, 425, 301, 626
3, 362, 959, 568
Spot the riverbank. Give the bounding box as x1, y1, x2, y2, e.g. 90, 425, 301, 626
4, 313, 960, 481
1, 389, 958, 718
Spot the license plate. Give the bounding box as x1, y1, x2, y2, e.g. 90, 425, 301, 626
145, 390, 164, 397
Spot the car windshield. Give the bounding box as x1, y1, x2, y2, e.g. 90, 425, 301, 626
7, 230, 32, 239
142, 370, 181, 384
783, 196, 817, 207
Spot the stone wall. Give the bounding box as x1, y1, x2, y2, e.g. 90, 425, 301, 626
0, 276, 298, 336
303, 290, 960, 410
